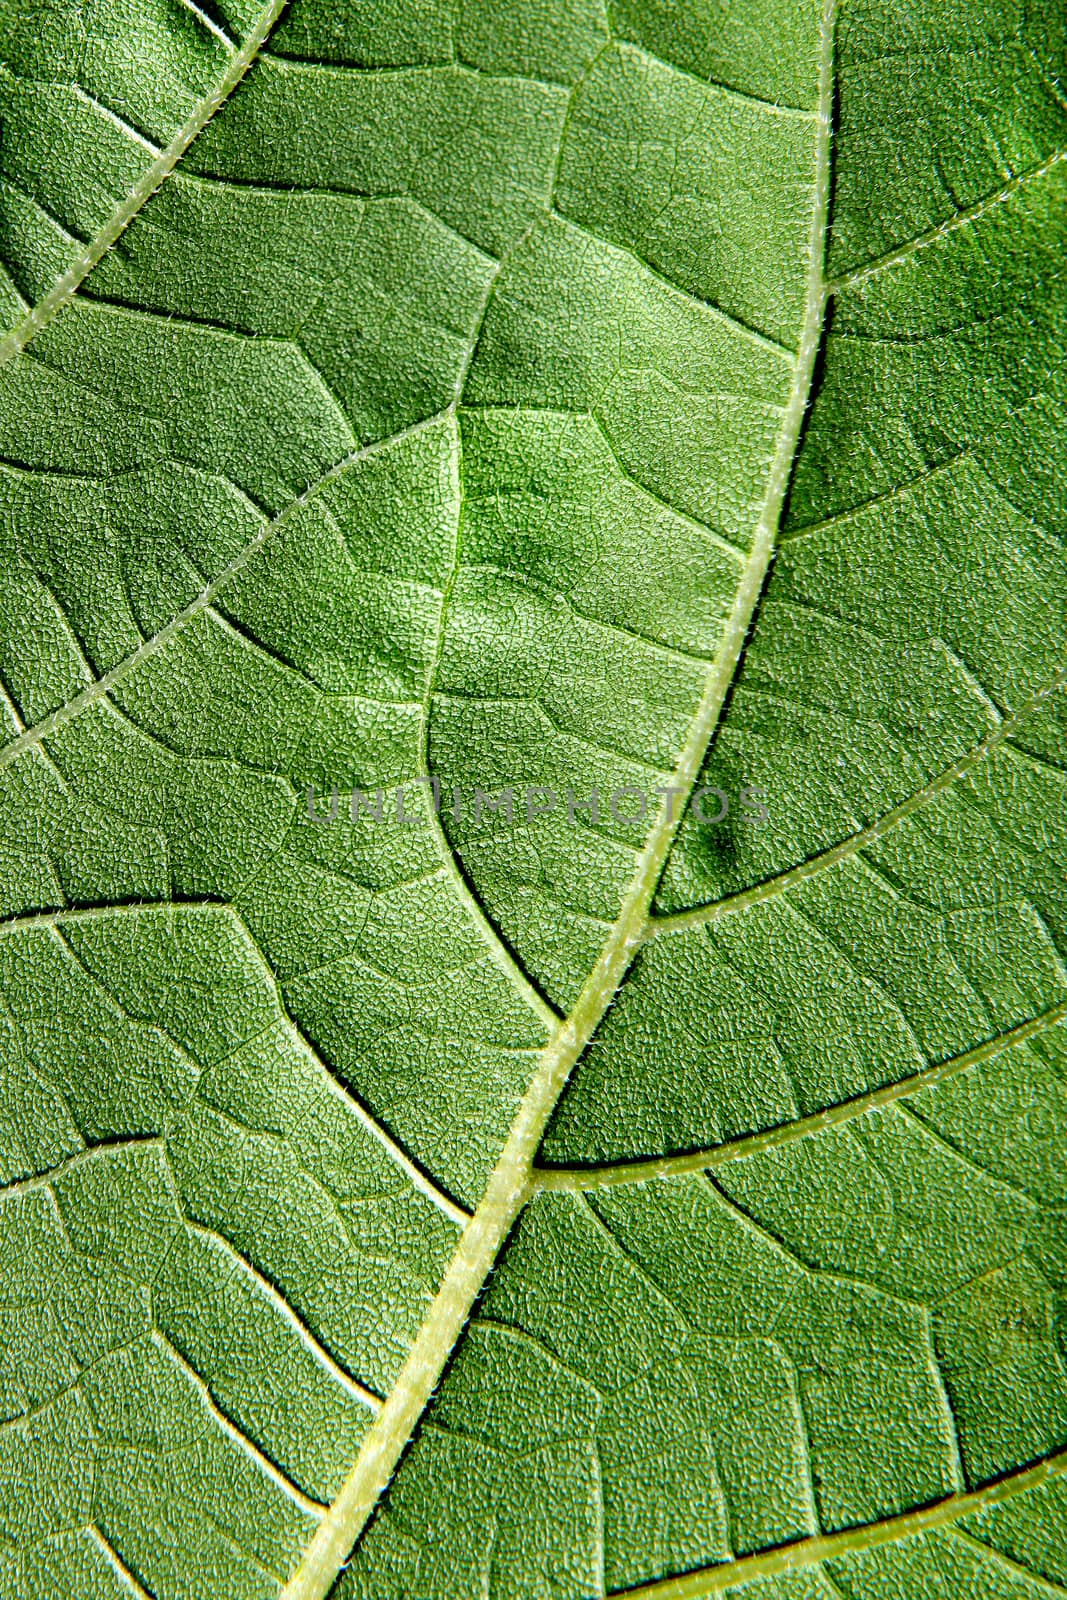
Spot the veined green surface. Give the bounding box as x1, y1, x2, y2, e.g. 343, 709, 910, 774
0, 1, 1063, 1599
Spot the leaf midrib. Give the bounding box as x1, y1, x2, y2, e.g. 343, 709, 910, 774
279, 3, 839, 1593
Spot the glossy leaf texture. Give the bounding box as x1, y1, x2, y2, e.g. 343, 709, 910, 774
0, 2, 1063, 1600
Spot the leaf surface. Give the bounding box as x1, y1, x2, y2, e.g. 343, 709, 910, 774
0, 3, 1064, 1600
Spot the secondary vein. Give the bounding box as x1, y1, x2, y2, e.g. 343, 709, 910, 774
531, 1000, 1067, 1192
0, 411, 453, 775
416, 410, 564, 1034
646, 662, 1067, 939
827, 148, 1067, 296
0, 0, 288, 370
601, 1445, 1067, 1599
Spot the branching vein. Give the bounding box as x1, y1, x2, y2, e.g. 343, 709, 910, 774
828, 149, 1067, 295
600, 1446, 1067, 1599
646, 664, 1067, 939
0, 0, 289, 369
532, 1001, 1067, 1191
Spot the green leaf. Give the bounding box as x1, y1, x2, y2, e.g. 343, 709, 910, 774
0, 2, 1063, 1599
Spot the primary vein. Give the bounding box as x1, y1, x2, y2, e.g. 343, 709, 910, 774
279, 4, 839, 1594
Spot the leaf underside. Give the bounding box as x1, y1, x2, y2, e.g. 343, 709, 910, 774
0, 2, 1065, 1600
